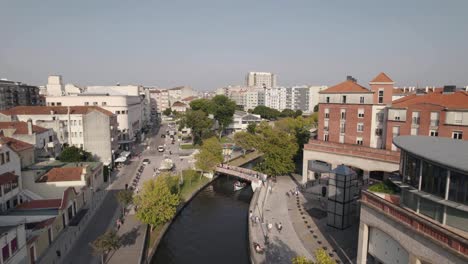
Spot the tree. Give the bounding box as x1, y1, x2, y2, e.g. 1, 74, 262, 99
115, 190, 133, 216
294, 109, 303, 117
211, 95, 236, 138
189, 98, 213, 113
252, 105, 281, 120
280, 109, 296, 118
275, 116, 313, 159
163, 108, 172, 116
134, 177, 179, 228
195, 137, 223, 177
90, 230, 121, 264
58, 146, 93, 162
292, 256, 313, 264
313, 104, 319, 112
233, 131, 258, 153
178, 109, 214, 145
246, 122, 257, 134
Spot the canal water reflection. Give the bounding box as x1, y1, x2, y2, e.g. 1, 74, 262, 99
151, 176, 253, 264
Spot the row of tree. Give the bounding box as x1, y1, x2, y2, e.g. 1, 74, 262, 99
251, 105, 303, 120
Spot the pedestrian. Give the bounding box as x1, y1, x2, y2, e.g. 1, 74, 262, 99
267, 222, 273, 232
249, 210, 253, 219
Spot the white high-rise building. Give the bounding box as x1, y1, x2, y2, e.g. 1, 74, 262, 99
264, 87, 287, 111
246, 72, 277, 88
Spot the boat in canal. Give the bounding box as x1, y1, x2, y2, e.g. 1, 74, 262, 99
234, 181, 247, 191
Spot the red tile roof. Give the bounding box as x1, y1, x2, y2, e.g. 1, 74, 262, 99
0, 136, 34, 151
182, 96, 197, 102
0, 122, 48, 135
0, 106, 113, 117
391, 91, 468, 109
172, 101, 187, 107
370, 72, 394, 83
32, 217, 56, 230
0, 172, 18, 185
16, 199, 62, 210
320, 80, 372, 94
37, 167, 84, 183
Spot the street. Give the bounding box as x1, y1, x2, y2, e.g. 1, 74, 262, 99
61, 122, 196, 264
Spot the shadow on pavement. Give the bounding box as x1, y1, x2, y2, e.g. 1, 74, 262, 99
263, 237, 299, 264
120, 226, 141, 247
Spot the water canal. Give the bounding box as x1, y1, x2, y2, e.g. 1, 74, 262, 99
151, 175, 253, 264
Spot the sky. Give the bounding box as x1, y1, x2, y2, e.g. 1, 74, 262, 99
1, 0, 467, 91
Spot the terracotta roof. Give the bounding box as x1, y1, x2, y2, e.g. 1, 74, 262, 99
182, 96, 197, 102
0, 136, 34, 151
172, 101, 187, 107
391, 91, 468, 109
0, 172, 18, 185
370, 72, 394, 83
37, 167, 84, 183
32, 217, 56, 230
0, 106, 113, 117
0, 122, 48, 135
60, 187, 78, 210
320, 80, 372, 94
16, 199, 62, 210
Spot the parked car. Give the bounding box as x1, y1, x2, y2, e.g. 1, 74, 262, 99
161, 134, 166, 138
158, 145, 165, 152
143, 159, 150, 165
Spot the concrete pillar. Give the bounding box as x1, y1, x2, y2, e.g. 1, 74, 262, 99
356, 222, 369, 264
363, 170, 370, 182
302, 156, 308, 184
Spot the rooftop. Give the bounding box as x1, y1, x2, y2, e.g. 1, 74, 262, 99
0, 136, 34, 151
16, 199, 62, 210
0, 121, 48, 135
320, 80, 372, 94
172, 101, 187, 107
0, 106, 114, 116
370, 72, 394, 83
36, 167, 84, 182
393, 136, 468, 173
391, 90, 468, 110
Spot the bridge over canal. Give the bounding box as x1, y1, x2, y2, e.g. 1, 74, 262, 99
215, 165, 265, 191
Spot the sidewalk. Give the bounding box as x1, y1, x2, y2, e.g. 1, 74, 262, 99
250, 177, 313, 264
107, 213, 145, 264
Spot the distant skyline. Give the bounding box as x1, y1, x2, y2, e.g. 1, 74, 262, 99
1, 0, 468, 91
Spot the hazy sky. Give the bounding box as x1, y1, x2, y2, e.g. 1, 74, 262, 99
1, 0, 467, 91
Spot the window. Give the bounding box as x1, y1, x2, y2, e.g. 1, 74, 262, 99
51, 102, 55, 106
93, 102, 98, 106
404, 153, 420, 189
2, 244, 9, 262
410, 128, 418, 136
377, 113, 384, 122
360, 96, 364, 104
326, 97, 330, 103
5, 151, 9, 162
324, 108, 329, 119
342, 95, 347, 104
357, 123, 364, 132
49, 135, 53, 142
375, 128, 383, 136
449, 171, 468, 205
340, 110, 346, 120
85, 102, 89, 106
10, 237, 17, 253
0, 153, 4, 165
454, 112, 462, 124
412, 111, 420, 125
102, 102, 107, 106
356, 138, 363, 145
430, 130, 438, 137
430, 112, 440, 126
378, 90, 384, 104
340, 123, 346, 134
421, 161, 447, 198
78, 120, 81, 126
324, 134, 329, 142
358, 109, 364, 118
453, 131, 463, 140
116, 111, 121, 115
79, 132, 82, 137
57, 102, 62, 106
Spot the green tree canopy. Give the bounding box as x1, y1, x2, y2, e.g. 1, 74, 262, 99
292, 249, 336, 264
178, 109, 214, 145
280, 109, 296, 118
91, 230, 121, 263
163, 107, 172, 116
211, 95, 236, 137
233, 131, 258, 151
189, 98, 213, 113
313, 104, 319, 112
275, 116, 313, 159
116, 190, 133, 210
195, 137, 223, 173
58, 146, 93, 162
134, 177, 179, 228
294, 109, 303, 117
246, 122, 257, 134
252, 105, 281, 120
292, 256, 313, 264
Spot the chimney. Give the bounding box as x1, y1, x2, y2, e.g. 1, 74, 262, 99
425, 86, 429, 93
27, 119, 33, 135
346, 76, 357, 83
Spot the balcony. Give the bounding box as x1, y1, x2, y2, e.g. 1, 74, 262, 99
361, 190, 468, 258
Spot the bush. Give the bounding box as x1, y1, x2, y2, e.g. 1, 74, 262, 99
368, 179, 398, 194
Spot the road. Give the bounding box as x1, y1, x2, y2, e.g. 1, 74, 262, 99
61, 122, 195, 264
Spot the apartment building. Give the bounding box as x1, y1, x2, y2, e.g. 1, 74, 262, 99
0, 224, 28, 264
264, 87, 287, 111
386, 86, 468, 150
0, 136, 35, 169
246, 72, 277, 88
226, 111, 263, 133
149, 89, 170, 113
0, 121, 61, 159
0, 79, 41, 110
0, 142, 22, 213
0, 106, 119, 166
357, 136, 468, 264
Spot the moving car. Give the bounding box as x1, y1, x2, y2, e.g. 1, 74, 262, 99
142, 159, 150, 165
158, 145, 165, 152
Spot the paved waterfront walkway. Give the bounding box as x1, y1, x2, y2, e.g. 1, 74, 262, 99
250, 177, 313, 263
107, 213, 145, 264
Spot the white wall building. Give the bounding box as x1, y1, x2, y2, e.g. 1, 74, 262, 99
0, 143, 21, 212
0, 224, 28, 264
246, 72, 277, 88
226, 111, 263, 133
264, 87, 287, 111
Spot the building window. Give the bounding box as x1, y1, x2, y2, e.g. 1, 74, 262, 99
324, 108, 329, 119
375, 128, 383, 136
410, 128, 418, 136
358, 109, 364, 118
2, 244, 9, 262
93, 102, 98, 106
57, 102, 62, 106
102, 102, 107, 106
49, 135, 53, 142
356, 138, 363, 145
116, 111, 120, 114
5, 151, 9, 162
430, 130, 438, 137
357, 123, 364, 132
430, 112, 440, 126
85, 102, 89, 106
324, 134, 329, 142
340, 110, 346, 120
10, 237, 17, 254
79, 132, 82, 137
448, 171, 468, 205
421, 161, 447, 198
51, 102, 55, 106
454, 112, 462, 124
0, 153, 4, 165
342, 95, 347, 104
360, 96, 364, 104
378, 90, 384, 104
340, 123, 346, 134
412, 111, 420, 125
453, 131, 463, 140
404, 153, 420, 189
